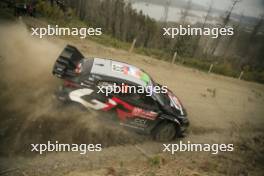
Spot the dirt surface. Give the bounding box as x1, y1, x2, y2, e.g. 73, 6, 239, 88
0, 19, 264, 176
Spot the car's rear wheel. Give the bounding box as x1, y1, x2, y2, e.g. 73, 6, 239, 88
153, 122, 177, 142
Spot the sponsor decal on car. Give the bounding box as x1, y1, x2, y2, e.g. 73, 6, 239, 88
112, 63, 150, 84
132, 108, 158, 120
69, 88, 158, 121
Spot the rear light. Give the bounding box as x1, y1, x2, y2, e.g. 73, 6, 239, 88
75, 62, 82, 74
64, 80, 80, 88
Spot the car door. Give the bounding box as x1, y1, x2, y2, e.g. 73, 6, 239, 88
114, 90, 160, 131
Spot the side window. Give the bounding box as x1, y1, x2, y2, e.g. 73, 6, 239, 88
96, 81, 159, 111
138, 93, 159, 110
119, 91, 158, 111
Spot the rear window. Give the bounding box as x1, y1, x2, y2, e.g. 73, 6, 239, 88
80, 58, 94, 77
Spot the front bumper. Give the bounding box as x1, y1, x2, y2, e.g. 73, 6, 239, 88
179, 116, 190, 135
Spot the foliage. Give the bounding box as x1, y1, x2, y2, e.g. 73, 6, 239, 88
35, 0, 64, 20
31, 0, 264, 84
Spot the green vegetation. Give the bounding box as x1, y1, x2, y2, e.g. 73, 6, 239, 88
148, 155, 163, 167
1, 0, 263, 83
92, 34, 131, 50
0, 2, 16, 20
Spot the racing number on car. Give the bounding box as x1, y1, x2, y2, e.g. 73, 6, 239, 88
69, 88, 108, 110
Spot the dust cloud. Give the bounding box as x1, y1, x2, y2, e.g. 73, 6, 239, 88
0, 21, 140, 156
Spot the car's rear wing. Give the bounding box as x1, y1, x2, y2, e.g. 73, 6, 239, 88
52, 45, 84, 79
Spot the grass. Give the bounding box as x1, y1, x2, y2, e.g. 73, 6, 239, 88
148, 155, 166, 168
91, 34, 131, 50
1, 1, 263, 84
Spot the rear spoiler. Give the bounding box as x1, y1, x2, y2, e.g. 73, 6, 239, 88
52, 45, 84, 79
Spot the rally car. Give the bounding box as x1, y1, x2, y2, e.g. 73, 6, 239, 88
52, 45, 189, 141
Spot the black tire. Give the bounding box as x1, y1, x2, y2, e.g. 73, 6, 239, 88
153, 122, 178, 142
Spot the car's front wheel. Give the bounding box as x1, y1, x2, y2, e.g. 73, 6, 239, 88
153, 122, 177, 141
